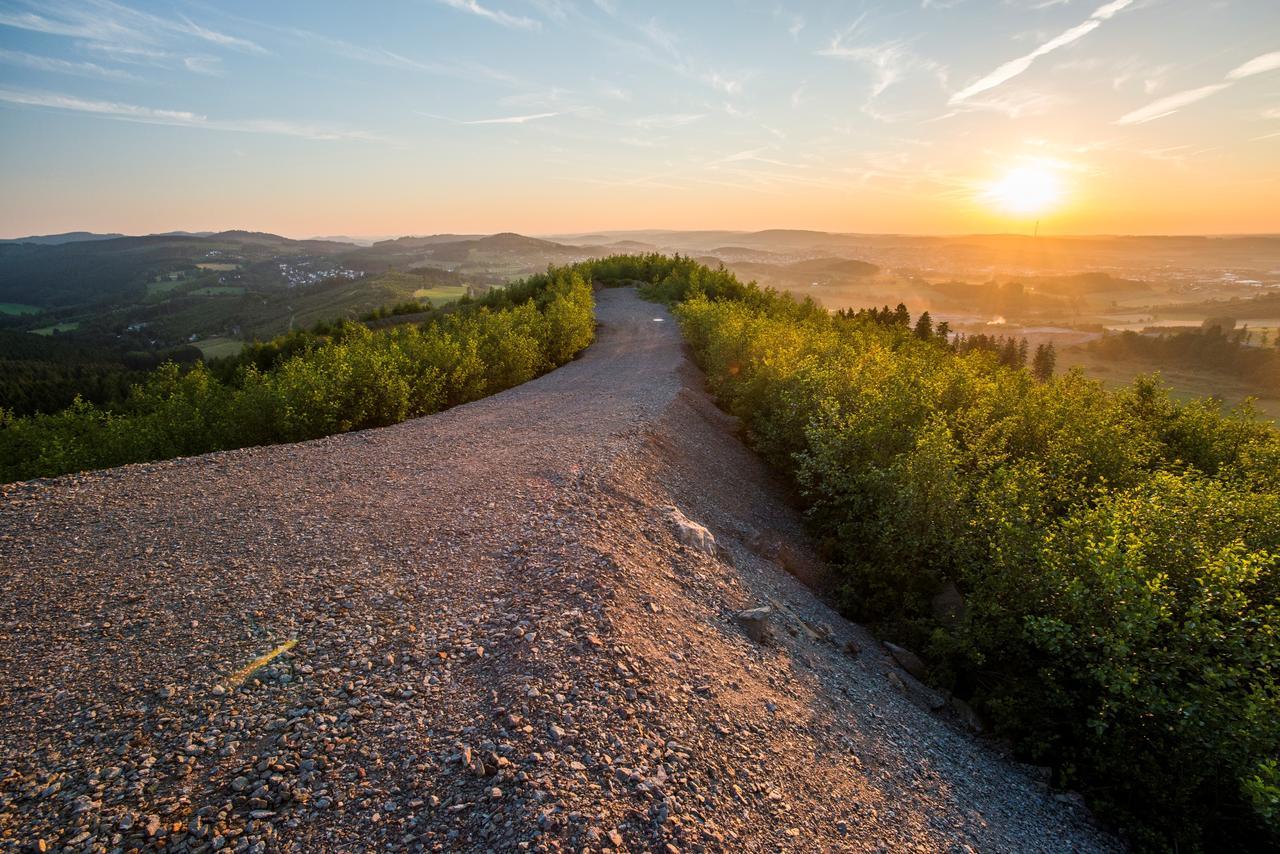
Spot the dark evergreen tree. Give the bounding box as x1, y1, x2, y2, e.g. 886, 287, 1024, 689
1032, 342, 1057, 381
913, 311, 933, 340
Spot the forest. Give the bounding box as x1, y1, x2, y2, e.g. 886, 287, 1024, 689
0, 266, 593, 482
594, 254, 1276, 852
0, 331, 204, 416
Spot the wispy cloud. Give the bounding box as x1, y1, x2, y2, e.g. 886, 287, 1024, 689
1226, 51, 1280, 81
438, 0, 540, 30
422, 110, 566, 124
0, 87, 383, 141
464, 111, 559, 124
182, 56, 222, 75
286, 27, 527, 87
0, 7, 136, 41
773, 7, 804, 41
949, 0, 1134, 105
173, 15, 265, 54
590, 12, 751, 97
0, 1, 267, 54
1117, 50, 1280, 124
0, 47, 136, 80
629, 113, 706, 129
818, 24, 947, 121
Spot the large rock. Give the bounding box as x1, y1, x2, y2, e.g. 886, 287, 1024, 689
949, 696, 985, 733
667, 506, 732, 563
884, 642, 929, 681
736, 606, 775, 645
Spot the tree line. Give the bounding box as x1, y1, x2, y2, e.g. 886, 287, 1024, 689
1088, 324, 1280, 387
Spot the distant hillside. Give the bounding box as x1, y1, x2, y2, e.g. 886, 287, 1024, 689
371, 234, 485, 249
1016, 272, 1151, 295
0, 231, 124, 245
787, 257, 880, 277
0, 232, 349, 307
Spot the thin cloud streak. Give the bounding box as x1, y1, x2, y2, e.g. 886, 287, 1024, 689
0, 87, 384, 142
950, 0, 1133, 104
462, 111, 560, 124
421, 110, 566, 124
0, 46, 137, 79
438, 0, 540, 30
0, 0, 267, 54
1117, 50, 1280, 125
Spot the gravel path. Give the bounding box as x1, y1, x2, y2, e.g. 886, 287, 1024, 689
0, 289, 1116, 852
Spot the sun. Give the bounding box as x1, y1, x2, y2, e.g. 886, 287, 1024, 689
983, 165, 1065, 216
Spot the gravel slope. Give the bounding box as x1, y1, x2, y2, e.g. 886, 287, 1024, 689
0, 288, 1116, 852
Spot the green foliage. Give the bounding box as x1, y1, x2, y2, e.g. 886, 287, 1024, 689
647, 258, 1280, 851
0, 265, 597, 482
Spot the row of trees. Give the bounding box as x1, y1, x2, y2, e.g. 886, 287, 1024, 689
589, 256, 1279, 852
0, 267, 594, 482
840, 303, 1059, 379
1089, 325, 1280, 387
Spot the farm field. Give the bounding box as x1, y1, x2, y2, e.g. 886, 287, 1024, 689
413, 284, 468, 303
0, 303, 41, 315
189, 286, 247, 296
194, 336, 245, 359
30, 322, 80, 335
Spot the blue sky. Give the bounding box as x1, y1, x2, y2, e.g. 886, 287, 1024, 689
0, 0, 1277, 236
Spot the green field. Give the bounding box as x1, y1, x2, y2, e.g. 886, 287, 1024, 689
195, 337, 245, 359
146, 279, 186, 295
30, 322, 81, 335
414, 285, 468, 303
190, 286, 247, 296
196, 262, 239, 271
0, 303, 41, 316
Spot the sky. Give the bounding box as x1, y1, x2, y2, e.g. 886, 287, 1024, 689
0, 0, 1277, 238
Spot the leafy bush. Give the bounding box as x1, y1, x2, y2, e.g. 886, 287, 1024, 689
617, 256, 1280, 851
0, 265, 596, 481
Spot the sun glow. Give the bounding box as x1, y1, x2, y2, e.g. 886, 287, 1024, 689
983, 166, 1065, 216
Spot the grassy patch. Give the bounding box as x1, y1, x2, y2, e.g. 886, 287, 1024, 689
146, 279, 185, 296
30, 322, 80, 335
195, 337, 245, 359
190, 286, 247, 296
0, 303, 41, 316
197, 262, 239, 271
413, 284, 469, 303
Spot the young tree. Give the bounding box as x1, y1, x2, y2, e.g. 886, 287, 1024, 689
914, 310, 933, 341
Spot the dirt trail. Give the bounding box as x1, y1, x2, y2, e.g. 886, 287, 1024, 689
0, 289, 1115, 852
